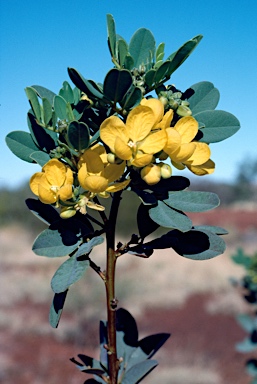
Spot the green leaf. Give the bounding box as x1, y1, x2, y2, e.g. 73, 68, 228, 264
5, 131, 39, 162
59, 81, 74, 104
194, 110, 240, 143
236, 314, 255, 333
68, 68, 104, 100
26, 198, 60, 225
164, 191, 220, 212
194, 225, 228, 235
25, 86, 42, 121
49, 290, 68, 328
67, 121, 90, 151
76, 236, 104, 258
154, 61, 171, 83
117, 37, 128, 66
32, 85, 56, 105
73, 87, 81, 105
129, 28, 155, 69
156, 42, 165, 61
103, 69, 133, 104
54, 95, 68, 120
106, 14, 117, 59
30, 151, 50, 166
137, 204, 159, 239
144, 69, 156, 88
42, 97, 53, 125
183, 229, 226, 260
51, 254, 90, 293
27, 113, 57, 152
149, 202, 192, 232
236, 338, 257, 353
166, 35, 203, 76
188, 81, 220, 114
120, 86, 142, 110
123, 54, 134, 70
122, 360, 158, 384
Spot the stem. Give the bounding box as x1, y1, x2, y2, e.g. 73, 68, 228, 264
105, 191, 123, 383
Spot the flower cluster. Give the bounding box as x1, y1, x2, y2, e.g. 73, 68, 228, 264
29, 96, 214, 215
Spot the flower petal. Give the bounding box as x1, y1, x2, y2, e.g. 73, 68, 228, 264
130, 153, 153, 167
80, 149, 104, 174
139, 129, 167, 154
43, 159, 66, 187
174, 116, 198, 144
106, 179, 130, 193
170, 143, 196, 162
186, 142, 211, 166
140, 164, 161, 185
126, 105, 155, 142
38, 183, 57, 204
163, 128, 181, 155
140, 98, 164, 126
30, 172, 44, 196
58, 184, 73, 201
187, 159, 215, 175
81, 175, 109, 193
78, 164, 88, 188
100, 116, 127, 152
114, 136, 132, 160
65, 167, 74, 185
157, 109, 174, 129
103, 161, 126, 183
87, 201, 105, 211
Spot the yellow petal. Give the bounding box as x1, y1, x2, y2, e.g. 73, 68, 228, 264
30, 172, 44, 196
140, 164, 161, 185
114, 136, 132, 160
106, 179, 131, 193
64, 167, 74, 185
126, 105, 155, 142
185, 142, 211, 166
170, 143, 196, 162
43, 159, 66, 187
78, 164, 88, 188
163, 128, 181, 155
103, 161, 126, 183
100, 116, 127, 152
157, 109, 174, 129
187, 159, 215, 175
171, 160, 186, 170
174, 116, 198, 144
140, 98, 164, 125
58, 184, 73, 201
38, 183, 56, 204
139, 129, 167, 154
80, 149, 104, 174
82, 175, 109, 193
87, 201, 105, 211
130, 153, 153, 167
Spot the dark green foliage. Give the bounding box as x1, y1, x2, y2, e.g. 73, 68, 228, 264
71, 308, 169, 383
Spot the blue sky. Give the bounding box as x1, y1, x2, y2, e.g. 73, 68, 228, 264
1, 0, 256, 188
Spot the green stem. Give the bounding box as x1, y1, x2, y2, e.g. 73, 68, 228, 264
105, 191, 123, 383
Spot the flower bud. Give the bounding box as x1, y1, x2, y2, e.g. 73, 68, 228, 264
176, 105, 192, 117
141, 164, 161, 185
159, 96, 169, 107
60, 206, 76, 219
107, 153, 116, 164
160, 163, 172, 179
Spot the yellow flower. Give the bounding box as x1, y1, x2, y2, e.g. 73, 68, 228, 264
30, 159, 73, 204
163, 116, 215, 175
77, 144, 130, 194
100, 99, 169, 168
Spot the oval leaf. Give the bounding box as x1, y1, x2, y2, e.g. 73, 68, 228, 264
122, 360, 158, 384
54, 95, 68, 120
67, 121, 90, 151
149, 202, 192, 232
194, 110, 240, 143
49, 290, 68, 328
103, 68, 133, 104
59, 81, 74, 104
129, 28, 155, 68
5, 131, 39, 162
164, 191, 220, 212
188, 81, 220, 114
25, 86, 42, 121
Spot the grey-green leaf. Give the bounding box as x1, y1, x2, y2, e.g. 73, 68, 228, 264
149, 202, 192, 232
183, 230, 226, 260
107, 14, 117, 59
122, 360, 158, 384
194, 110, 240, 143
59, 81, 74, 104
165, 191, 220, 212
25, 87, 42, 121
117, 37, 128, 66
42, 97, 53, 125
76, 236, 104, 258
6, 131, 39, 162
32, 85, 56, 105
129, 28, 155, 69
67, 121, 90, 151
188, 81, 220, 114
103, 68, 133, 104
54, 95, 68, 120
51, 254, 90, 293
30, 151, 50, 166
49, 290, 68, 328
120, 86, 142, 110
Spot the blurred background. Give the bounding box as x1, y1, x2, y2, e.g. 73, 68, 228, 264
1, 1, 257, 383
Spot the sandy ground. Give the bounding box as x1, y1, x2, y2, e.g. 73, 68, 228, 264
0, 207, 257, 383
